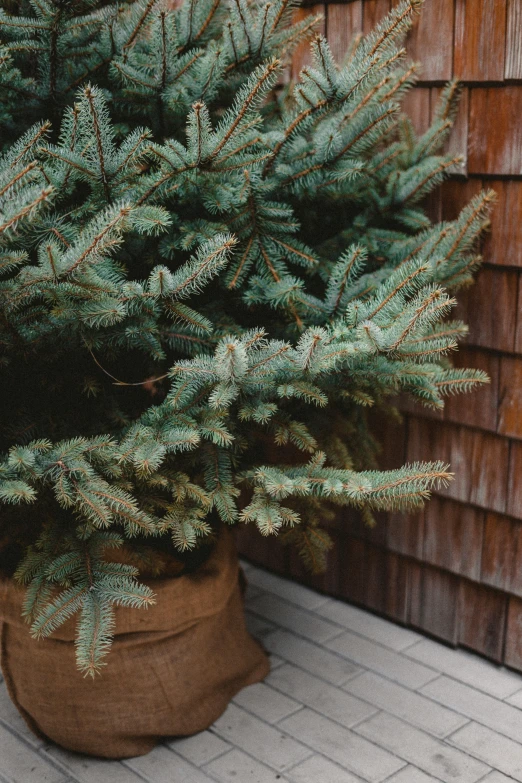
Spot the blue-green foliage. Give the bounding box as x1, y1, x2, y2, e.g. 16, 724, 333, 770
0, 0, 491, 673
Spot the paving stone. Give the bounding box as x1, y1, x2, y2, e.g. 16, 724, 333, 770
264, 630, 361, 685
320, 600, 422, 651
479, 773, 518, 782
44, 745, 146, 783
421, 674, 522, 743
279, 708, 406, 783
212, 703, 310, 772
0, 726, 67, 783
405, 639, 522, 698
203, 748, 289, 782
269, 654, 285, 670
125, 745, 213, 782
0, 682, 45, 749
344, 671, 468, 738
167, 731, 231, 766
326, 630, 437, 689
245, 610, 277, 639
232, 682, 302, 724
385, 767, 445, 782
267, 663, 377, 729
354, 712, 489, 783
244, 566, 329, 611
505, 688, 522, 709
248, 594, 341, 644
244, 584, 264, 604
449, 721, 522, 781
285, 754, 363, 783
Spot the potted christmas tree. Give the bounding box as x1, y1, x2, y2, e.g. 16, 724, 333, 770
0, 0, 490, 760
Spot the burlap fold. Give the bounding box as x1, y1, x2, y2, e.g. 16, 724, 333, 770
0, 528, 269, 758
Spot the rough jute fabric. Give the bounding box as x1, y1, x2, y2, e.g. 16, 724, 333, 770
0, 529, 269, 758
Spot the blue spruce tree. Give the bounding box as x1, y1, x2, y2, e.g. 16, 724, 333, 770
0, 0, 491, 674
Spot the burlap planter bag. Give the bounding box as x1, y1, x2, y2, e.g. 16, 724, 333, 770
0, 528, 269, 759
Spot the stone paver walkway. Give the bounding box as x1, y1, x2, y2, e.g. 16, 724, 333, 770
2, 560, 522, 782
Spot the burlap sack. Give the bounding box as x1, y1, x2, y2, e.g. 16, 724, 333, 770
0, 528, 269, 758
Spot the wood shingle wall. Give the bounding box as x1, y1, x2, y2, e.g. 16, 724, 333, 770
238, 0, 522, 670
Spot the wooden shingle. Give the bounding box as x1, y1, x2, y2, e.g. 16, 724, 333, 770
469, 87, 522, 175
338, 537, 367, 605
455, 267, 518, 353
362, 0, 391, 35
401, 87, 431, 135
439, 177, 482, 222
326, 2, 362, 63
516, 273, 522, 354
362, 543, 387, 613
498, 357, 522, 439
409, 565, 460, 644
386, 510, 424, 560
458, 581, 507, 662
454, 0, 507, 82
384, 552, 410, 624
407, 418, 509, 514
290, 6, 325, 81
482, 181, 522, 268
430, 86, 469, 176
507, 441, 522, 520
423, 496, 484, 582
444, 347, 499, 433
505, 0, 522, 80
481, 512, 522, 597
504, 596, 522, 670
405, 0, 454, 81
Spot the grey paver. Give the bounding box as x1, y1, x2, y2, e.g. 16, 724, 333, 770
421, 674, 522, 743
479, 773, 519, 782
212, 703, 311, 772
232, 681, 302, 724
269, 653, 285, 670
344, 671, 468, 737
354, 712, 489, 783
203, 748, 288, 782
285, 754, 363, 783
167, 731, 231, 767
326, 630, 438, 689
279, 708, 406, 783
264, 629, 361, 685
384, 767, 445, 782
244, 583, 263, 602
320, 600, 422, 651
44, 744, 147, 783
0, 725, 67, 783
248, 593, 341, 644
505, 688, 522, 709
125, 745, 214, 782
267, 663, 377, 728
244, 566, 329, 611
0, 683, 45, 749
405, 639, 522, 698
245, 610, 277, 639
448, 721, 522, 781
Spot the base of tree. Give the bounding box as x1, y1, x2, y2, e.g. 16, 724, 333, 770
0, 527, 268, 758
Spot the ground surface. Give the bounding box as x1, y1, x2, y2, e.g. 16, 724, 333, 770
2, 560, 522, 782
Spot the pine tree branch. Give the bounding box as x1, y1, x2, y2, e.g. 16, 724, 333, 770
122, 0, 156, 61
211, 60, 280, 158
84, 86, 111, 201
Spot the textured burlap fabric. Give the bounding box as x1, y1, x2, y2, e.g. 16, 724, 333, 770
0, 528, 269, 758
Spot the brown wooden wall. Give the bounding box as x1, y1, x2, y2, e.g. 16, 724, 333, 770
238, 0, 522, 670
